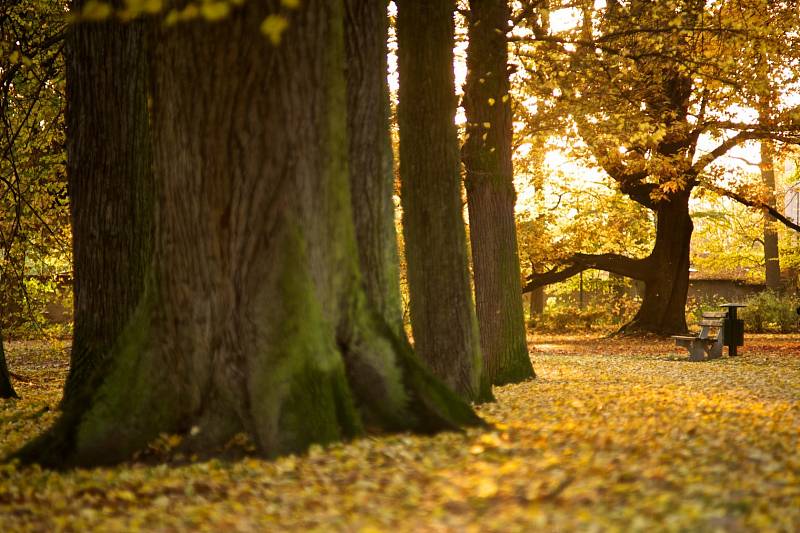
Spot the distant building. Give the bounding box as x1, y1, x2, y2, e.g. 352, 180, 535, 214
688, 269, 765, 302
787, 180, 800, 226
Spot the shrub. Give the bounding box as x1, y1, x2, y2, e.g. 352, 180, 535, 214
530, 296, 639, 332
739, 291, 800, 333
685, 296, 726, 329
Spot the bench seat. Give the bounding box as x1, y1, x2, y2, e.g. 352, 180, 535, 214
672, 312, 725, 361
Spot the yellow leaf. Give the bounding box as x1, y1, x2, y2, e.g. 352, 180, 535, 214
482, 122, 491, 129
82, 0, 112, 20
281, 0, 300, 8
180, 4, 199, 20
200, 1, 230, 21
261, 14, 289, 45
487, 97, 496, 106
164, 8, 179, 25
475, 478, 498, 498
116, 490, 137, 502
142, 0, 162, 14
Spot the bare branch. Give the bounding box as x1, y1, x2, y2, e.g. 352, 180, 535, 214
704, 184, 800, 233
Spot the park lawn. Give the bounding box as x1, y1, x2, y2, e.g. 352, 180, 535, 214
1, 334, 799, 532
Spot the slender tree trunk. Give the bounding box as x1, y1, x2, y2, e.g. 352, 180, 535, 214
0, 248, 26, 332
621, 191, 692, 335
61, 0, 154, 407
462, 0, 533, 385
760, 140, 781, 290
396, 0, 490, 402
0, 328, 17, 399
16, 0, 480, 468
344, 0, 403, 333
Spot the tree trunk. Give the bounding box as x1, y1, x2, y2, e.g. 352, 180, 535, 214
61, 0, 154, 407
0, 328, 17, 399
16, 0, 481, 468
462, 0, 533, 385
396, 0, 490, 402
760, 140, 781, 290
0, 247, 26, 332
530, 287, 544, 316
621, 191, 692, 335
344, 0, 403, 333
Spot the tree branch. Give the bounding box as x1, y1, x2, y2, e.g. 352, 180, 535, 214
523, 253, 652, 292
705, 185, 800, 233
691, 131, 763, 175
618, 178, 658, 209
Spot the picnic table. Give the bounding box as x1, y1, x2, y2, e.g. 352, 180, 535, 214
672, 303, 746, 361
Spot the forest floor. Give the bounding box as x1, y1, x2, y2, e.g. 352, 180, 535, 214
1, 333, 799, 532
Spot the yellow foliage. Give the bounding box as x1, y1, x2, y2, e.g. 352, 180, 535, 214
199, 2, 229, 21
81, 1, 112, 20
1, 334, 800, 530
260, 15, 289, 46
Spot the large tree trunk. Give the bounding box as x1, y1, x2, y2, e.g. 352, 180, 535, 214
760, 140, 781, 290
0, 328, 17, 399
463, 0, 534, 385
396, 0, 490, 402
344, 0, 403, 333
61, 0, 154, 407
524, 190, 693, 336
621, 191, 692, 335
16, 0, 480, 468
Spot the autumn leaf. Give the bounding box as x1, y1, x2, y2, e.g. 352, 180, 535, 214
260, 15, 289, 45
3, 334, 799, 530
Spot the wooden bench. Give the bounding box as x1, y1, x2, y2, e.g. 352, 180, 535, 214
672, 311, 727, 361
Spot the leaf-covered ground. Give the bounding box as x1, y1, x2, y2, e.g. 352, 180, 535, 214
2, 334, 799, 531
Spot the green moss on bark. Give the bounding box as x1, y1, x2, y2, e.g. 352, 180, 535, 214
73, 288, 182, 464
338, 293, 411, 431
248, 223, 363, 456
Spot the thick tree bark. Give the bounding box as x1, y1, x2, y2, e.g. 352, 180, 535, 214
760, 140, 781, 290
344, 0, 403, 333
61, 0, 154, 407
16, 0, 481, 468
396, 0, 490, 402
620, 190, 692, 335
462, 0, 533, 385
0, 328, 17, 399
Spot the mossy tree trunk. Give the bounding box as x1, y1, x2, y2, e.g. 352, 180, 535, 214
0, 328, 17, 399
61, 0, 154, 407
462, 0, 534, 385
16, 0, 481, 468
396, 0, 491, 402
344, 0, 403, 334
